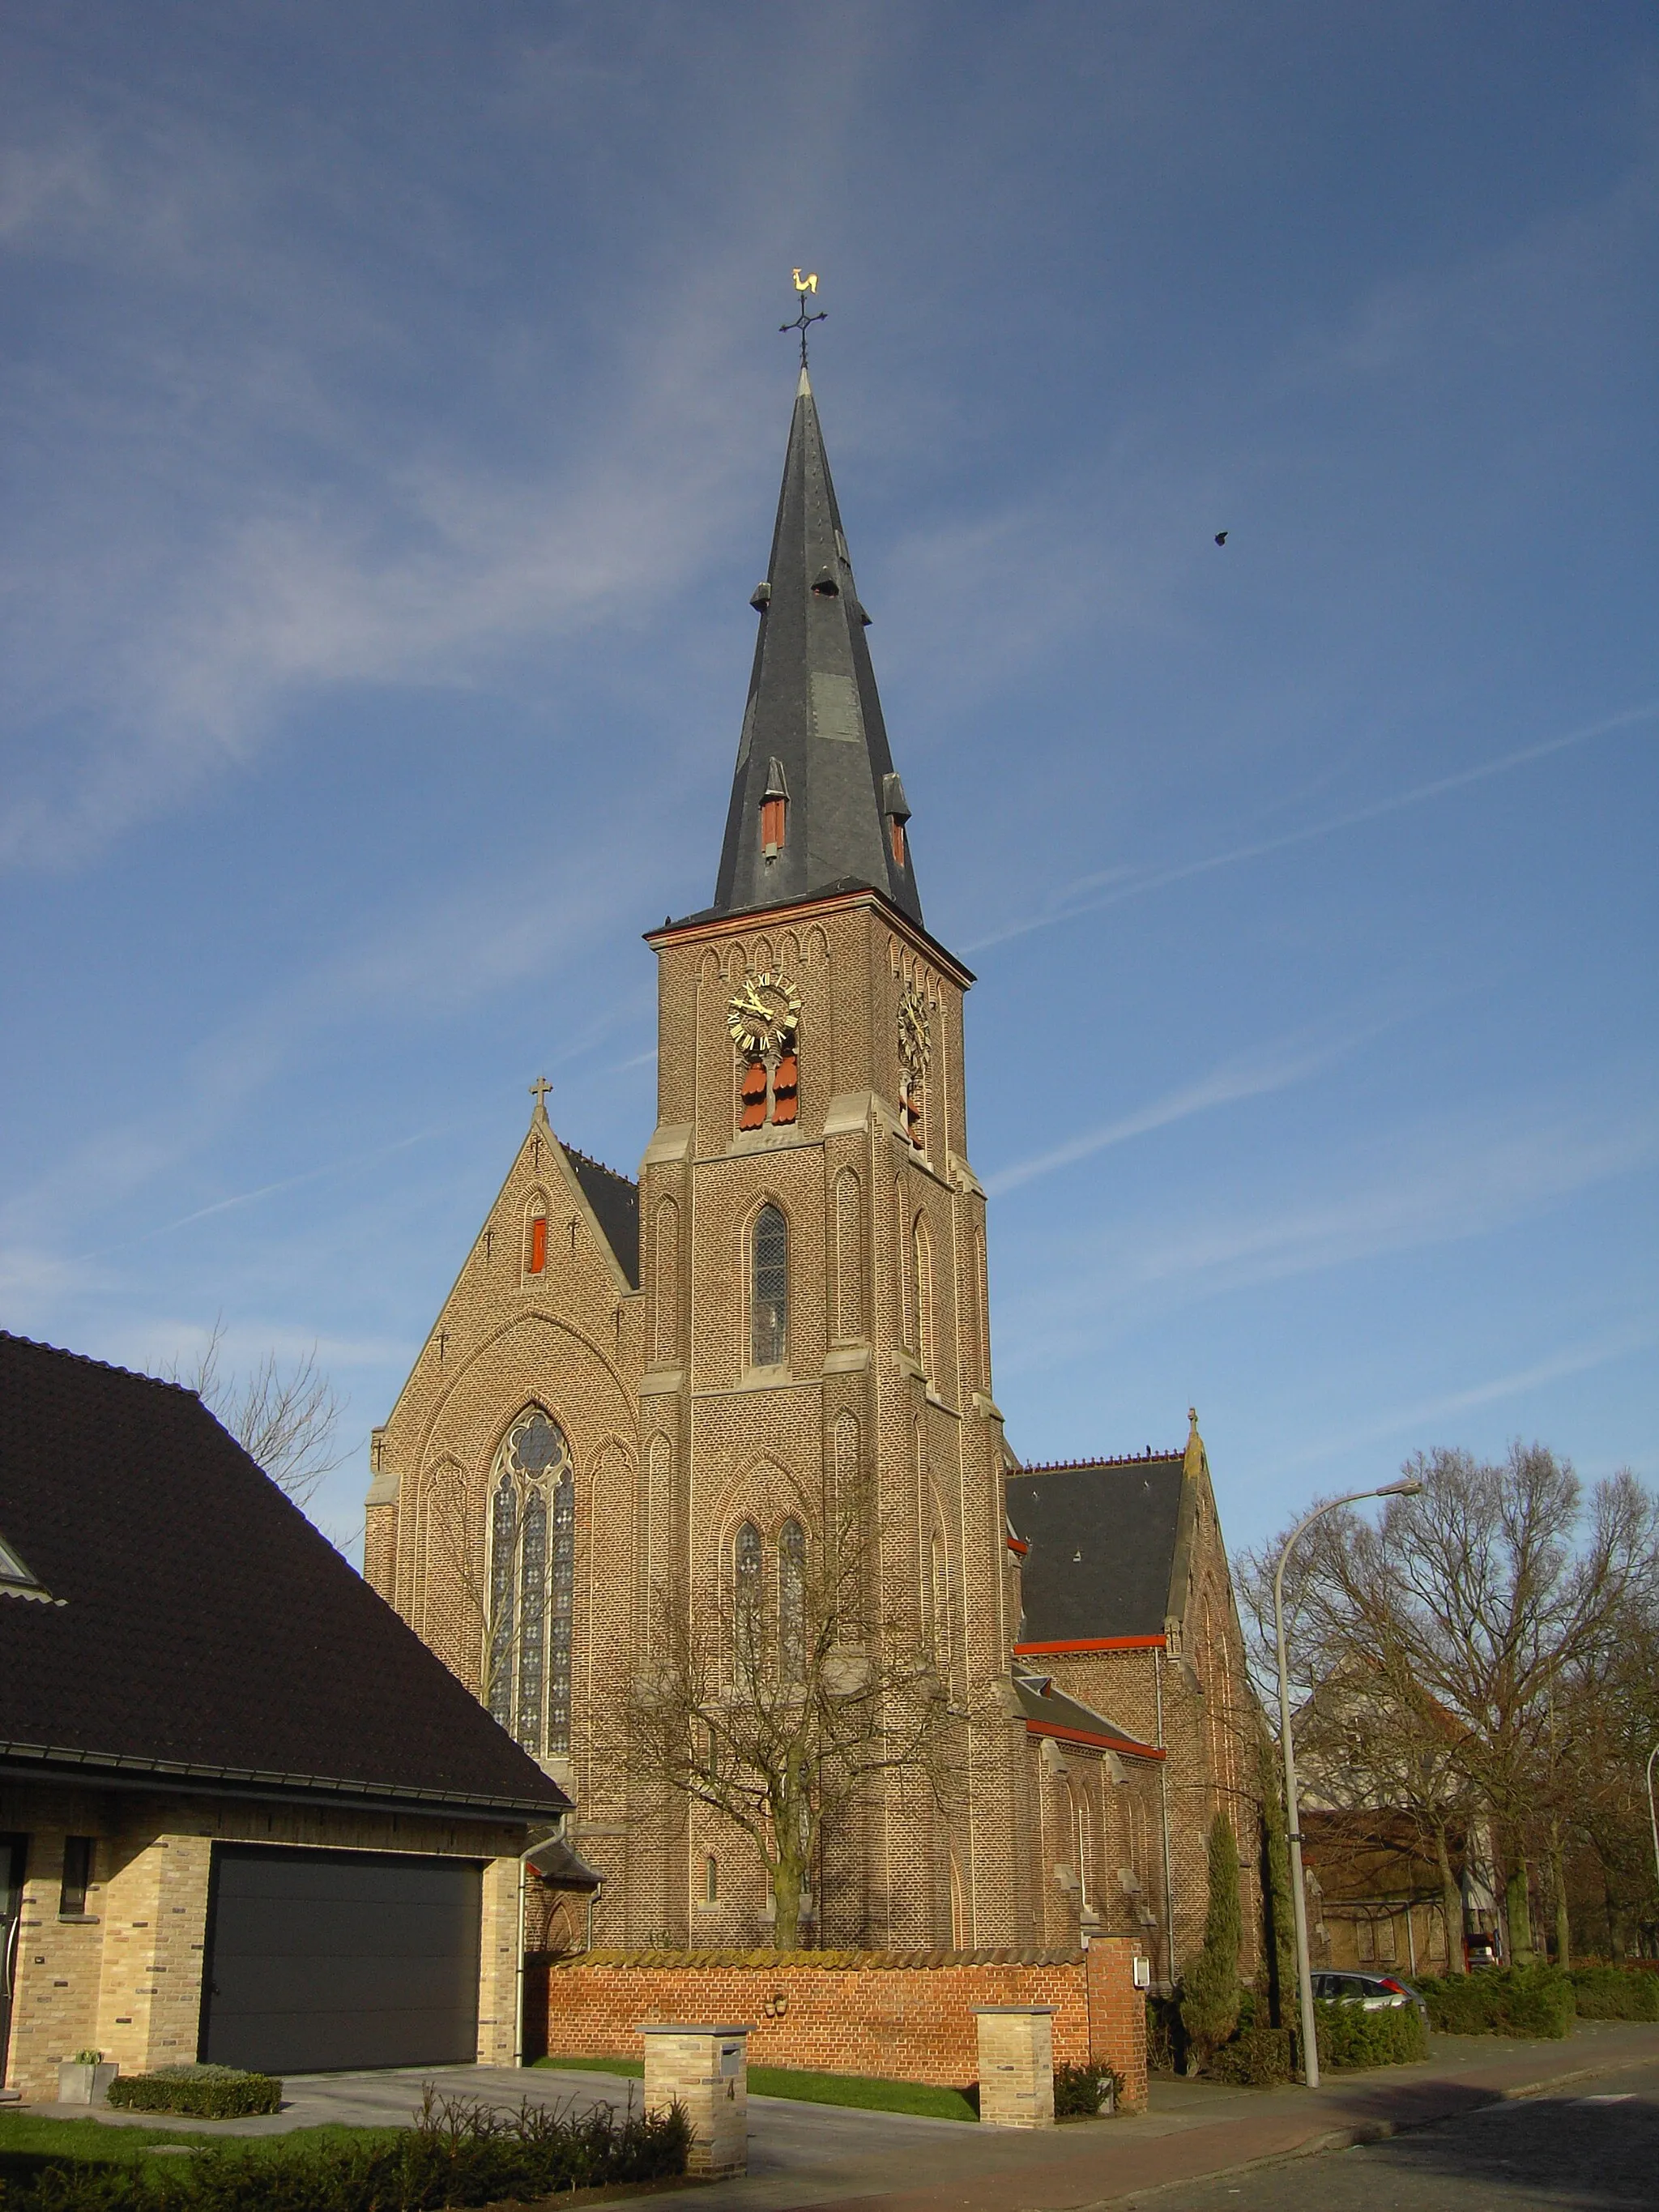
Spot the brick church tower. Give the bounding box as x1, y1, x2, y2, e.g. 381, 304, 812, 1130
629, 363, 1034, 1947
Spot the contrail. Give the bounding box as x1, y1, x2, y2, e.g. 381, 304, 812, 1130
963, 700, 1657, 954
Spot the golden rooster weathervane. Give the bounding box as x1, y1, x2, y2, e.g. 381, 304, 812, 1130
780, 270, 826, 369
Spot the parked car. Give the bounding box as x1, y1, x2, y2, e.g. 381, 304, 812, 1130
1313, 1971, 1430, 2024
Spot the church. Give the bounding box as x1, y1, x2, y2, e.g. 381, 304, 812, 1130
365, 361, 1257, 1977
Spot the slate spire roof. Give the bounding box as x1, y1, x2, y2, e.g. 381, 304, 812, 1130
710, 366, 923, 925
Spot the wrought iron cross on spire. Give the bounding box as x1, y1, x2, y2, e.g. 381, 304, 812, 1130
779, 269, 825, 368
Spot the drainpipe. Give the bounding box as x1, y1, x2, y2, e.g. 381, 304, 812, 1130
1155, 1647, 1176, 1989
514, 1823, 565, 2069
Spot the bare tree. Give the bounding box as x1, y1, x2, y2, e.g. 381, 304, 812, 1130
1243, 1444, 1657, 1967
172, 1321, 345, 1510
623, 1476, 963, 1949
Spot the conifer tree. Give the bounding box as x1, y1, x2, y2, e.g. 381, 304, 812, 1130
1182, 1811, 1243, 2072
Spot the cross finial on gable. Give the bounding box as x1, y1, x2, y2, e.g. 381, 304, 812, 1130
529, 1075, 552, 1116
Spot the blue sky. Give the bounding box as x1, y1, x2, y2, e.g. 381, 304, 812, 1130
2, 2, 1654, 1560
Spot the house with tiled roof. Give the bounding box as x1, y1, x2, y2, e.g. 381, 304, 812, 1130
0, 1331, 571, 2100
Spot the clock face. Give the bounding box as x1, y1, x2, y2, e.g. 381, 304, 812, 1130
897, 984, 932, 1076
727, 971, 802, 1057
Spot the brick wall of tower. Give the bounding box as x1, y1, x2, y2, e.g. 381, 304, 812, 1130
634, 894, 1038, 1954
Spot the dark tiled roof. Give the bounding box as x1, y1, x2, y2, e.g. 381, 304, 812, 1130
0, 1334, 569, 1822
710, 370, 923, 928
561, 1143, 639, 1288
1013, 1672, 1162, 1760
1009, 1454, 1186, 1645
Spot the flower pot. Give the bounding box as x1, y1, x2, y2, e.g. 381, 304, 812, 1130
58, 2061, 118, 2104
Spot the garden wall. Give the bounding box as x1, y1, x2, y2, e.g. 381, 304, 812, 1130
536, 1936, 1149, 2111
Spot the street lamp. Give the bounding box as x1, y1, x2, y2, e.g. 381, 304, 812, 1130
1273, 1477, 1422, 2090
1645, 1744, 1659, 1893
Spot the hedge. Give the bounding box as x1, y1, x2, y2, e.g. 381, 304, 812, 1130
1209, 2027, 1295, 2086
0, 2085, 691, 2209
1569, 1967, 1659, 2022
1315, 1998, 1427, 2070
104, 2066, 282, 2119
1416, 1966, 1575, 2039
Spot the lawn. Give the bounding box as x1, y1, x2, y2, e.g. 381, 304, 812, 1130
0, 2112, 399, 2167
532, 2054, 977, 2121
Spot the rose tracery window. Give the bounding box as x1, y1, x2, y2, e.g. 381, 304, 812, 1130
486, 1407, 574, 1757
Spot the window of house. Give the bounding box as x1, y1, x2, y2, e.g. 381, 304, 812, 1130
59, 1837, 93, 1916
779, 1520, 807, 1684
1356, 1919, 1375, 1962
751, 1204, 787, 1366
705, 1853, 719, 1904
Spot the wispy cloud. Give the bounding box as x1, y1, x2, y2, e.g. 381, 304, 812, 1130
984, 1025, 1371, 1197
1284, 1321, 1659, 1467
995, 1090, 1659, 1376
964, 701, 1659, 954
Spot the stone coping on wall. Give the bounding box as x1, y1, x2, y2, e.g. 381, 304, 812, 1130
551, 1947, 1090, 1970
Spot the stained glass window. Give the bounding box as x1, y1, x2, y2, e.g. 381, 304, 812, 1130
486, 1407, 574, 1758
547, 1467, 575, 1752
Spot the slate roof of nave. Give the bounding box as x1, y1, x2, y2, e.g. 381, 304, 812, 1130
1009, 1452, 1188, 1646
560, 1141, 640, 1289
0, 1331, 570, 1822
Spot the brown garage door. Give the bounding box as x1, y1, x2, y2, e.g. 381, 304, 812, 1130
199, 1843, 483, 2073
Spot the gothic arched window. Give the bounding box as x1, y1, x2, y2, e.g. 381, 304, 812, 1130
779, 1519, 807, 1684
734, 1519, 763, 1682
751, 1204, 787, 1368
485, 1407, 574, 1757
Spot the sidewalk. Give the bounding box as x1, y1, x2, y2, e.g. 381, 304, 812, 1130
21, 2018, 1659, 2212
663, 2018, 1659, 2212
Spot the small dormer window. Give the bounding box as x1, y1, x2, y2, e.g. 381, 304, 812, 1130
882, 771, 911, 873
761, 758, 789, 857
0, 1531, 52, 1604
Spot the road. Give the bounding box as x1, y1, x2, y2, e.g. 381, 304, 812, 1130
1129, 2055, 1659, 2212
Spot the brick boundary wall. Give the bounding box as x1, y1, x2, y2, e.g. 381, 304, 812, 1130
537, 1937, 1148, 2111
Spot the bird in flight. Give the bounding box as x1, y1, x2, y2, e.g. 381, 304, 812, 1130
1214, 531, 1228, 546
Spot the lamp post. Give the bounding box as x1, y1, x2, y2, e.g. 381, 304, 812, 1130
1645, 1744, 1659, 1893
1273, 1478, 1422, 2090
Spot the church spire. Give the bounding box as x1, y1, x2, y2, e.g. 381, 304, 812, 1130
710, 365, 923, 926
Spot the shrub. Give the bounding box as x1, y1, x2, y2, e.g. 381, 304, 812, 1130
1145, 1993, 1186, 2077
1209, 2026, 1296, 2086
1180, 1814, 1243, 2071
1569, 1967, 1659, 2021
0, 2087, 692, 2210
104, 2065, 282, 2118
1053, 2062, 1122, 2117
1315, 2000, 1428, 2070
1417, 1966, 1575, 2039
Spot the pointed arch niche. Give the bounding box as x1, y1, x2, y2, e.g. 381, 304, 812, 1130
486, 1406, 575, 1757
834, 1169, 863, 1340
